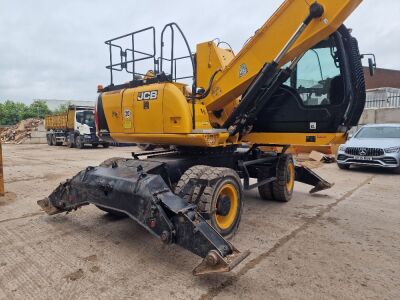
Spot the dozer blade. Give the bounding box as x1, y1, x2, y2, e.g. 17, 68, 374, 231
295, 165, 334, 194
37, 159, 249, 275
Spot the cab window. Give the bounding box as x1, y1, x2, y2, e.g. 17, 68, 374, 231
287, 38, 344, 107
76, 111, 95, 127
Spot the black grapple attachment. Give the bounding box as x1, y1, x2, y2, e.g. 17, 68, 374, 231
38, 158, 249, 275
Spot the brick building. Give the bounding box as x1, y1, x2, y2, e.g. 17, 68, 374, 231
363, 67, 400, 89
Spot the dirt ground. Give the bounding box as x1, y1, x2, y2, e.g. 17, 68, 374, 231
0, 144, 399, 299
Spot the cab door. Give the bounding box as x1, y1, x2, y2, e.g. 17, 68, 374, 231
251, 26, 365, 135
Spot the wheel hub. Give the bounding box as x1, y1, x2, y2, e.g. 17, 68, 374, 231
216, 195, 231, 216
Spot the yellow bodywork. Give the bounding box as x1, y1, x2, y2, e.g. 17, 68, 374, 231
101, 0, 362, 148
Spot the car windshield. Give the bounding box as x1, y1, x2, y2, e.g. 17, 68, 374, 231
355, 127, 400, 139
76, 111, 95, 127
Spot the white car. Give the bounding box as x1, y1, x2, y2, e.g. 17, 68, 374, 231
337, 124, 400, 173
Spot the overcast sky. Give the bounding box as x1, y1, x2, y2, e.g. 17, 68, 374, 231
1, 0, 399, 104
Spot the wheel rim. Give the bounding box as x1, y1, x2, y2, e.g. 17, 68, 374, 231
215, 183, 239, 230
286, 162, 295, 191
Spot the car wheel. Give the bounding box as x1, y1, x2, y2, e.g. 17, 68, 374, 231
337, 163, 350, 170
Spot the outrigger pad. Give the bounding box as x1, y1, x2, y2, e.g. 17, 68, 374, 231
37, 158, 249, 275
193, 248, 250, 276
295, 165, 334, 194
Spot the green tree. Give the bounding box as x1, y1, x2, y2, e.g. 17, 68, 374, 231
53, 103, 70, 115
0, 100, 51, 125
0, 100, 28, 125
27, 100, 51, 119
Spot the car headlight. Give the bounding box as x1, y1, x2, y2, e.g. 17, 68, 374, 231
384, 147, 400, 153
339, 145, 347, 152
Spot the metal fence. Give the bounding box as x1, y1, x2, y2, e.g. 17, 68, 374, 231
365, 88, 400, 109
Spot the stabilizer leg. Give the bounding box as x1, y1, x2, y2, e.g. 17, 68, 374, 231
295, 166, 334, 194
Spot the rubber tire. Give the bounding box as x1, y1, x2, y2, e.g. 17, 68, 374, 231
92, 143, 99, 148
102, 143, 110, 148
51, 135, 57, 146
259, 154, 295, 202
257, 170, 274, 201
337, 163, 350, 170
75, 136, 85, 149
198, 167, 243, 239
47, 135, 53, 146
174, 165, 209, 202
96, 205, 127, 217
66, 135, 75, 148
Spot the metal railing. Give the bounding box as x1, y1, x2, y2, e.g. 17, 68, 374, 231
105, 27, 156, 85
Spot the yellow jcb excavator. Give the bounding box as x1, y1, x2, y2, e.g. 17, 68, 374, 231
38, 0, 371, 275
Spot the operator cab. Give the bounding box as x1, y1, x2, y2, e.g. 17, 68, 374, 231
252, 26, 367, 134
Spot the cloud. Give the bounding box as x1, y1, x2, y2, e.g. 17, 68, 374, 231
0, 0, 398, 103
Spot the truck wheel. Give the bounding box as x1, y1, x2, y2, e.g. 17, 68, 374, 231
102, 143, 110, 148
75, 137, 85, 149
259, 154, 295, 202
47, 135, 53, 146
92, 143, 99, 148
199, 167, 243, 239
66, 135, 74, 148
51, 135, 57, 146
337, 163, 350, 170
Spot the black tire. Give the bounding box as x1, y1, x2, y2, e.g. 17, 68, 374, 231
66, 135, 75, 148
259, 154, 295, 202
47, 134, 53, 146
102, 143, 110, 148
95, 205, 127, 217
198, 167, 243, 239
51, 135, 57, 146
257, 170, 274, 201
337, 163, 350, 170
75, 136, 85, 149
174, 165, 209, 202
137, 144, 156, 151
92, 143, 99, 148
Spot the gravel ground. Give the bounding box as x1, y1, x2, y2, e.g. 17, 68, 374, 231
0, 144, 399, 299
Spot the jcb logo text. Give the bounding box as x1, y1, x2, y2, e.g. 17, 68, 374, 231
138, 90, 158, 101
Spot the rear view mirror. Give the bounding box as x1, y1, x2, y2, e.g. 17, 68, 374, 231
361, 53, 377, 76
368, 58, 375, 76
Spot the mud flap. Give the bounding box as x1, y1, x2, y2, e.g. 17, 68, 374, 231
37, 160, 249, 275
